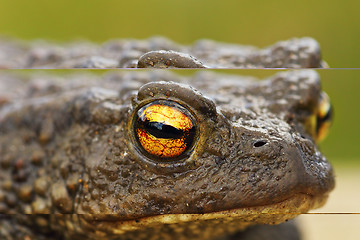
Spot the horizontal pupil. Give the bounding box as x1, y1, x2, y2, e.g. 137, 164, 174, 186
144, 121, 185, 139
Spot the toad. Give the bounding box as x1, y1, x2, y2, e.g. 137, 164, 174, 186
0, 70, 334, 239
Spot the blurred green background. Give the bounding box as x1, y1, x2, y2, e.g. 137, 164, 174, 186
0, 0, 359, 67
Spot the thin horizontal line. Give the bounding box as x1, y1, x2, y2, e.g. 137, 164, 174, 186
1, 213, 360, 215
1, 67, 360, 70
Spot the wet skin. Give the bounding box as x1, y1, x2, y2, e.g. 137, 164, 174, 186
0, 70, 334, 240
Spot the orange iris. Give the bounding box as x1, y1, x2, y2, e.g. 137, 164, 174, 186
134, 101, 196, 160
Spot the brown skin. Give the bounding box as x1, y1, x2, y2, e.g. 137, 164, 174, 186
0, 70, 334, 240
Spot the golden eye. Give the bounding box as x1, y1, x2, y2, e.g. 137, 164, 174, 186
316, 92, 333, 142
133, 100, 197, 160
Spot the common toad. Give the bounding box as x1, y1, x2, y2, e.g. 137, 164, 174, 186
0, 70, 334, 239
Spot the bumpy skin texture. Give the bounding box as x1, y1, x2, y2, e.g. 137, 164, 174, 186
0, 70, 334, 240
0, 37, 326, 68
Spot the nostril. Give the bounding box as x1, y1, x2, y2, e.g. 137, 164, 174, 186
253, 140, 267, 148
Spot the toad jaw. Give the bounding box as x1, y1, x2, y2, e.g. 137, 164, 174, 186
77, 193, 328, 238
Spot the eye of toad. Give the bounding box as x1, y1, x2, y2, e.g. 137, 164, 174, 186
316, 92, 333, 142
133, 100, 197, 160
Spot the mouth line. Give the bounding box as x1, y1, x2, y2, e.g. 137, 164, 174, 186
82, 193, 329, 235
